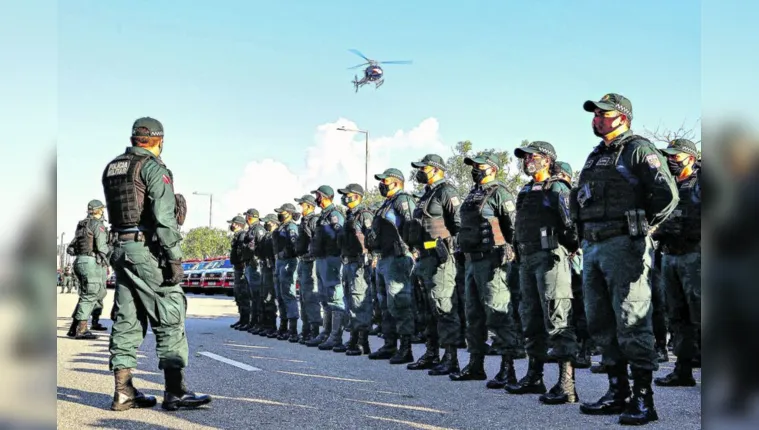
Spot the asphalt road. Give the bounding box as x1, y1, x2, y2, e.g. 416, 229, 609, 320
57, 289, 701, 430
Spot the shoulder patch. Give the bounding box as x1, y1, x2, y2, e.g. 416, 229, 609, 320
162, 174, 172, 184
645, 154, 661, 168
330, 214, 339, 224
449, 196, 460, 207
504, 201, 516, 213
401, 201, 409, 210
532, 184, 543, 191
364, 218, 372, 228
106, 161, 129, 177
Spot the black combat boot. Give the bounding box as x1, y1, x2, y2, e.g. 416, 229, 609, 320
389, 335, 414, 365
111, 368, 157, 411
429, 345, 459, 376
540, 361, 579, 404
590, 363, 609, 374
619, 369, 659, 425
345, 330, 362, 356
74, 320, 97, 340
505, 357, 547, 394
302, 323, 319, 345
235, 311, 250, 331
359, 330, 371, 355
297, 322, 312, 344
305, 323, 327, 347
318, 311, 344, 351
580, 364, 631, 415
486, 356, 517, 389
368, 337, 397, 360
261, 314, 277, 337
410, 332, 425, 344
287, 318, 300, 343
368, 324, 380, 336
654, 360, 696, 387
90, 316, 108, 331
655, 340, 669, 363
574, 339, 592, 369
407, 339, 439, 370
66, 319, 78, 338
161, 369, 212, 411
692, 353, 701, 368
276, 318, 289, 340
449, 354, 487, 381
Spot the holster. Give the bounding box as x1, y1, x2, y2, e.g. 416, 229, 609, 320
625, 209, 649, 238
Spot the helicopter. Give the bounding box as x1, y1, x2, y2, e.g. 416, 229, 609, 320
347, 49, 412, 93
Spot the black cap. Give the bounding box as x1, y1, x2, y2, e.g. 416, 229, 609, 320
274, 203, 298, 213
661, 139, 698, 157
555, 161, 573, 178
514, 141, 557, 160
132, 117, 164, 137
244, 208, 259, 217
294, 195, 317, 206
583, 93, 633, 119
374, 168, 405, 182
463, 153, 500, 170
411, 154, 446, 170
337, 183, 365, 196
310, 185, 334, 198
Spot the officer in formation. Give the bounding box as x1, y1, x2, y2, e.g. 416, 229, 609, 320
507, 142, 579, 404
295, 195, 321, 343
652, 138, 701, 388
242, 209, 266, 334
60, 265, 76, 294
102, 117, 210, 411
406, 155, 462, 375
228, 216, 251, 330
256, 214, 280, 337
273, 203, 301, 341
572, 94, 678, 425
65, 199, 110, 339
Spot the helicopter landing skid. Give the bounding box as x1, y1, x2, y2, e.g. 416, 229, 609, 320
375, 79, 384, 89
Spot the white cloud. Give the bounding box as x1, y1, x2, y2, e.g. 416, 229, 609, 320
192, 117, 447, 229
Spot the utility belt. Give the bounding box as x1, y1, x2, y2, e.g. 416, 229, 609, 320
417, 237, 451, 262
381, 241, 409, 258
582, 211, 649, 243
299, 254, 316, 262
245, 257, 260, 267
74, 252, 97, 257
661, 241, 701, 256
341, 254, 370, 266
464, 244, 515, 265
276, 250, 297, 260
518, 227, 561, 255
111, 231, 148, 243
464, 250, 492, 262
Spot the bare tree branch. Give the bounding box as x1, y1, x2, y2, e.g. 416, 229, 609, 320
641, 118, 702, 145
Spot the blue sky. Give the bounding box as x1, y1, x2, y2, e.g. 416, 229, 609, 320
42, 0, 706, 237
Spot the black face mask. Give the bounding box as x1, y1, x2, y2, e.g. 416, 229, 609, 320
415, 169, 430, 184
278, 213, 287, 223
229, 225, 236, 232
471, 168, 487, 184
379, 182, 390, 197
667, 158, 687, 176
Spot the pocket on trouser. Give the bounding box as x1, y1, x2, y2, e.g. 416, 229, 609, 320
155, 288, 187, 326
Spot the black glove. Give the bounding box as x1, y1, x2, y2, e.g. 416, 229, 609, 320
164, 260, 184, 285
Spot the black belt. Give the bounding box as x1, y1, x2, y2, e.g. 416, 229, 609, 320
341, 255, 362, 264
582, 221, 628, 243
464, 251, 491, 262
300, 255, 316, 262
114, 231, 147, 242
517, 242, 543, 255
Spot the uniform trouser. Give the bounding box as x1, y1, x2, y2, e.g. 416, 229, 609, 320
298, 259, 322, 325
412, 276, 427, 335
317, 256, 344, 312
571, 270, 590, 341
62, 276, 75, 292
661, 251, 701, 361
343, 261, 373, 331
376, 254, 415, 336
650, 252, 668, 346
261, 265, 277, 322
370, 266, 382, 325
507, 261, 524, 348
413, 254, 460, 347
275, 258, 300, 319
234, 268, 250, 319
455, 256, 467, 339
109, 240, 188, 371
519, 248, 578, 361
245, 262, 262, 323
464, 252, 520, 356
73, 256, 108, 322
583, 235, 657, 371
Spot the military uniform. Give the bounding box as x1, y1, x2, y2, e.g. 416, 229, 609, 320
507, 142, 579, 403
242, 209, 267, 334
102, 117, 209, 411
653, 139, 701, 387
295, 195, 321, 344
367, 168, 417, 364
256, 214, 280, 337
61, 266, 74, 293
229, 216, 251, 331
307, 186, 346, 350
274, 203, 301, 342
451, 154, 520, 385
574, 95, 678, 425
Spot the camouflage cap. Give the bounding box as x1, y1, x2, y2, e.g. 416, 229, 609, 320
274, 203, 298, 213
661, 139, 698, 157
514, 141, 557, 160
310, 185, 334, 199
294, 194, 317, 206
132, 117, 164, 137
374, 168, 405, 182
583, 93, 633, 119
337, 183, 364, 196
227, 215, 246, 225
244, 208, 259, 217
555, 161, 573, 178
410, 154, 446, 170
464, 153, 500, 170
87, 199, 105, 210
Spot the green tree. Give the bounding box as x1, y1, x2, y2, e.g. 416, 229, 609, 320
362, 186, 385, 209
180, 227, 231, 260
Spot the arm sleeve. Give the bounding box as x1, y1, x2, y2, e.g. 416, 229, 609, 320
494, 187, 516, 244
142, 160, 183, 260
92, 220, 110, 256
441, 187, 462, 236
628, 142, 680, 227
553, 182, 579, 252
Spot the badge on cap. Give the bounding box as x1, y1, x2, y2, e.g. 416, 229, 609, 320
645, 154, 661, 169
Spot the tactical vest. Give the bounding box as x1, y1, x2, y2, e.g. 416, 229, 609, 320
658, 172, 701, 244
576, 136, 643, 224
72, 219, 94, 255
275, 222, 298, 259
458, 184, 506, 252
102, 152, 153, 229
515, 180, 562, 247
341, 207, 373, 257
370, 192, 411, 255
241, 223, 263, 261
297, 214, 318, 257
313, 206, 342, 257
408, 182, 453, 248
230, 230, 245, 266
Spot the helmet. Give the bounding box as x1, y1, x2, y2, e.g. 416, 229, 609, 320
87, 199, 105, 211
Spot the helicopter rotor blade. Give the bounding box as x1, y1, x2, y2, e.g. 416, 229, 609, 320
347, 63, 369, 70
348, 49, 371, 62
378, 60, 413, 65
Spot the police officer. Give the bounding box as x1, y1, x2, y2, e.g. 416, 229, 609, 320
366, 168, 417, 364
407, 155, 462, 375
573, 95, 678, 425
653, 139, 701, 388
60, 265, 75, 294
295, 195, 321, 344
242, 209, 267, 335
336, 184, 375, 356
102, 117, 210, 411
67, 200, 111, 340
257, 214, 280, 337
507, 142, 579, 404
307, 186, 346, 350
451, 153, 520, 387
228, 215, 251, 331
273, 203, 301, 342
410, 188, 429, 347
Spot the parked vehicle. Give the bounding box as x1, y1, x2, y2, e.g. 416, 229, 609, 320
201, 258, 233, 296
182, 259, 215, 294
106, 273, 116, 288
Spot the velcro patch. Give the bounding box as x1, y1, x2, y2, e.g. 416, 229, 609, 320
504, 201, 516, 212
162, 174, 172, 184
330, 214, 339, 224
450, 196, 460, 207
532, 184, 543, 191
106, 161, 129, 177
645, 154, 661, 168
596, 156, 612, 166
401, 201, 409, 210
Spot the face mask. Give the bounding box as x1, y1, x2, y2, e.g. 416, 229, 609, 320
229, 225, 236, 232
471, 168, 487, 184
523, 156, 547, 176
378, 182, 390, 197
300, 204, 313, 216
415, 169, 430, 184
592, 116, 620, 138
667, 157, 688, 176
265, 223, 275, 232
278, 213, 288, 223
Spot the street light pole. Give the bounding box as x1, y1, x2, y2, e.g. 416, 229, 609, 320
59, 233, 65, 270
193, 191, 214, 228
337, 126, 370, 193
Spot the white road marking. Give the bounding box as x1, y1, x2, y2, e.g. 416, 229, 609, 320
198, 351, 262, 371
